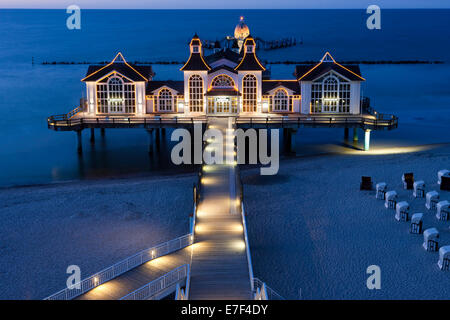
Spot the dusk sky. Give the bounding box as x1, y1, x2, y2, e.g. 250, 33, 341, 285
1, 0, 449, 9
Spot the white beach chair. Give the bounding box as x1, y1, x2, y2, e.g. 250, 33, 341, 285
410, 213, 423, 234
385, 191, 397, 209
437, 169, 450, 185
413, 180, 425, 198
436, 200, 450, 221
423, 228, 439, 252
438, 246, 450, 271
425, 191, 439, 210
376, 182, 387, 199
395, 201, 410, 221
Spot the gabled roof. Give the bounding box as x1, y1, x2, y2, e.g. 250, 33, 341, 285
82, 52, 153, 82
295, 52, 365, 81
262, 80, 300, 95
205, 48, 241, 65
146, 80, 184, 95
234, 36, 266, 71
208, 65, 238, 74
180, 35, 211, 71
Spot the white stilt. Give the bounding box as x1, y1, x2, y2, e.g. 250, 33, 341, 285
364, 129, 371, 151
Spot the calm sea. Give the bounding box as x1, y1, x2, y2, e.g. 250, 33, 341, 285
0, 9, 449, 187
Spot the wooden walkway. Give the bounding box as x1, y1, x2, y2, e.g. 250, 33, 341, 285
75, 247, 191, 300
188, 117, 252, 300
70, 117, 252, 300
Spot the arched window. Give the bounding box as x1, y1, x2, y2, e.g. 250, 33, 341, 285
211, 75, 235, 88
273, 89, 288, 111
96, 75, 135, 114
322, 76, 338, 112
158, 89, 173, 111
242, 74, 257, 112
311, 74, 349, 114
108, 77, 124, 113
189, 75, 203, 112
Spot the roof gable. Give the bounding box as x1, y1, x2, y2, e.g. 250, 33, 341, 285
262, 80, 300, 95
296, 52, 365, 82
82, 52, 152, 82
146, 80, 184, 95
205, 48, 241, 66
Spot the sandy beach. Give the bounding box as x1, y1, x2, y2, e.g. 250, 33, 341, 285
0, 174, 195, 299
243, 143, 450, 299
2, 141, 449, 300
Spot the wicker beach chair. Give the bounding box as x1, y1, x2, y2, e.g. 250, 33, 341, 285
402, 173, 414, 190
360, 176, 373, 190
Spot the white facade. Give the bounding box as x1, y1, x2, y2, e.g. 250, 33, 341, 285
83, 45, 365, 118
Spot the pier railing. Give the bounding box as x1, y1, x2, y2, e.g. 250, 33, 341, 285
253, 278, 285, 300
47, 115, 208, 130
49, 106, 82, 121
120, 264, 190, 300
241, 203, 255, 292
44, 233, 193, 300
236, 115, 398, 130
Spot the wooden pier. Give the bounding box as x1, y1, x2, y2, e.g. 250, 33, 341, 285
188, 117, 252, 300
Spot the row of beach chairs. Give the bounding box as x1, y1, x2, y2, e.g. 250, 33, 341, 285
362, 170, 450, 271
360, 169, 450, 191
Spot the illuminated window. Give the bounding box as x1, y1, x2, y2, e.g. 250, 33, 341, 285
96, 76, 136, 114
323, 76, 338, 112
124, 83, 135, 113
311, 74, 349, 114
211, 75, 235, 88
108, 77, 123, 113
158, 89, 173, 111
339, 82, 350, 113
242, 74, 257, 112
189, 75, 204, 112
96, 83, 108, 113
273, 89, 288, 111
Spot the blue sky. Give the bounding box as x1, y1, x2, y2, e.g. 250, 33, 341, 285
1, 0, 449, 9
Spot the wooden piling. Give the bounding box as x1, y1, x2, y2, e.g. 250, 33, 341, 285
77, 130, 83, 154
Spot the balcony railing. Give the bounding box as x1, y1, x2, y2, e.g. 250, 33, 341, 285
44, 234, 193, 300
120, 264, 190, 300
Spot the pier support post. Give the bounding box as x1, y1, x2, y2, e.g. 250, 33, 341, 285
101, 128, 105, 137
76, 130, 83, 154
283, 128, 292, 154
90, 128, 95, 144
364, 129, 371, 151
344, 127, 349, 139
155, 128, 161, 150
353, 128, 358, 142
147, 129, 154, 154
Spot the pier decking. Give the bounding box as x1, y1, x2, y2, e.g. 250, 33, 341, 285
188, 117, 252, 300
76, 248, 191, 300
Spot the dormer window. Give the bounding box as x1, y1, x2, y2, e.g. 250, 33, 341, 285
193, 46, 199, 53
247, 45, 254, 53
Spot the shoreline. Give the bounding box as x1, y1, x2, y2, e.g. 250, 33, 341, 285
2, 141, 449, 191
